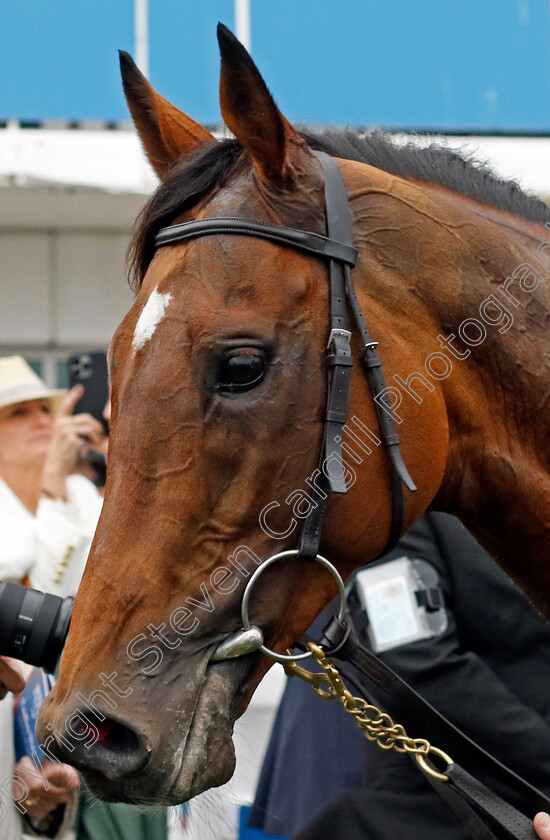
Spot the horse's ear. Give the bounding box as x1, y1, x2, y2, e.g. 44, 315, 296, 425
217, 24, 309, 187
119, 51, 215, 179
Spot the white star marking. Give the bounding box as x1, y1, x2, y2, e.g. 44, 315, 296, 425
132, 288, 173, 350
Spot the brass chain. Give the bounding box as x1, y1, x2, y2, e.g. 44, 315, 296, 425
283, 642, 452, 782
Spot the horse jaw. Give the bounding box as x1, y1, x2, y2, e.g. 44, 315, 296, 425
170, 662, 239, 800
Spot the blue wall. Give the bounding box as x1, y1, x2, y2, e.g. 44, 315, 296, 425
1, 1, 549, 130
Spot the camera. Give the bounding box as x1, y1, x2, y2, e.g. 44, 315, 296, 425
0, 581, 73, 673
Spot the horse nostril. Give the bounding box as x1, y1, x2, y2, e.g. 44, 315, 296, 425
71, 714, 141, 754
65, 712, 151, 780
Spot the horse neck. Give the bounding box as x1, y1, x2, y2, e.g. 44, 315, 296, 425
345, 159, 550, 608
433, 211, 550, 606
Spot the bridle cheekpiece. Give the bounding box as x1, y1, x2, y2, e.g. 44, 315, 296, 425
153, 150, 416, 661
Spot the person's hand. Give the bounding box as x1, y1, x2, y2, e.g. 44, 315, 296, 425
535, 813, 550, 839
0, 657, 24, 699
13, 756, 80, 820
41, 386, 105, 497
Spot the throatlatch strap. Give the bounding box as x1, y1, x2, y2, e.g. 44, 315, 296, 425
313, 151, 416, 556
344, 264, 416, 554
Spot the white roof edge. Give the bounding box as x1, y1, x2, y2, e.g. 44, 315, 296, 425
0, 127, 158, 195
0, 127, 549, 199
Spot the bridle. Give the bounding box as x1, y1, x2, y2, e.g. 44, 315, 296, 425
153, 150, 416, 660
151, 153, 550, 840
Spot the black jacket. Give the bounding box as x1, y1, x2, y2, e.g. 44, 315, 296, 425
249, 513, 550, 839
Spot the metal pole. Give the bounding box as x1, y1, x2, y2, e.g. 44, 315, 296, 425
135, 0, 149, 76
234, 0, 251, 53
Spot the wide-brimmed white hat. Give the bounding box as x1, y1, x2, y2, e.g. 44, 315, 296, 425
0, 356, 66, 414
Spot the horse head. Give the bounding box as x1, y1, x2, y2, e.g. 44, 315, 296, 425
39, 24, 517, 804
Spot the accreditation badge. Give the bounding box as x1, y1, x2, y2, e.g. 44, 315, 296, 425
352, 556, 448, 653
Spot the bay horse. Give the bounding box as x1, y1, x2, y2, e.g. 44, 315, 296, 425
38, 24, 550, 807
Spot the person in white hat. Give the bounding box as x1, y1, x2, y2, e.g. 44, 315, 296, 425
0, 355, 105, 593
0, 355, 105, 840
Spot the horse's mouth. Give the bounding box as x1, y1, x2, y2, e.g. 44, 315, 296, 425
79, 654, 257, 805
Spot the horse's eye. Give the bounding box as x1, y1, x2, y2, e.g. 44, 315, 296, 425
218, 349, 267, 393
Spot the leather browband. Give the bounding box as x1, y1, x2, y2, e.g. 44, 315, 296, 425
154, 216, 359, 266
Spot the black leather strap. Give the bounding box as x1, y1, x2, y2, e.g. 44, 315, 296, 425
296, 153, 355, 559
345, 264, 416, 554
155, 216, 358, 265
447, 765, 538, 840
423, 770, 506, 840
297, 470, 331, 562
315, 618, 550, 817
315, 151, 355, 497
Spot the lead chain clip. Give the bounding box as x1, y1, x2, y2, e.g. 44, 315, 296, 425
284, 642, 452, 782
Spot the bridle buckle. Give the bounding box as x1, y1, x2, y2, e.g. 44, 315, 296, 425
327, 328, 352, 350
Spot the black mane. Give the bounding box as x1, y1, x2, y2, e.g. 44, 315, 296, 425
130, 129, 549, 288
302, 128, 549, 225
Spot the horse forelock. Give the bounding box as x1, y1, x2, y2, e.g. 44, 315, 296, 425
129, 139, 244, 290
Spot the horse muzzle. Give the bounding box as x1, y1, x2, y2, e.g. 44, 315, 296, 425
37, 653, 250, 804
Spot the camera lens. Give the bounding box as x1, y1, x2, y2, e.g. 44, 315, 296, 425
0, 582, 73, 673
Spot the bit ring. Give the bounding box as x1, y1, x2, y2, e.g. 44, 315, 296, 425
241, 549, 347, 663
